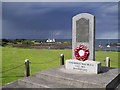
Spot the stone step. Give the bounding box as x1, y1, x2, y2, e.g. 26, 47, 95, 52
36, 66, 101, 88
1, 81, 25, 88
36, 65, 120, 88
18, 75, 76, 88
1, 65, 119, 89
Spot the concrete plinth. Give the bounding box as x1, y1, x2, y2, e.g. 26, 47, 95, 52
36, 66, 120, 88
1, 66, 120, 89
65, 59, 101, 74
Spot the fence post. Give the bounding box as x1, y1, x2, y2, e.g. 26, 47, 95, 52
106, 57, 110, 67
60, 54, 64, 65
24, 59, 30, 77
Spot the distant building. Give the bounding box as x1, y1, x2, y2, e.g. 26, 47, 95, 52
46, 38, 55, 43
31, 40, 36, 43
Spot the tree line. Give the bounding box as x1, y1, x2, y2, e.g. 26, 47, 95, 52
0, 39, 72, 48
0, 39, 38, 46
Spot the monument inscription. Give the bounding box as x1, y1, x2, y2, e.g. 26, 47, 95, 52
76, 18, 89, 42
65, 60, 101, 74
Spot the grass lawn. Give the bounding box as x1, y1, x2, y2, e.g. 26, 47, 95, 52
1, 47, 119, 85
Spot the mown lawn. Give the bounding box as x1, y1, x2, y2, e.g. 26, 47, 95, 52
1, 47, 119, 85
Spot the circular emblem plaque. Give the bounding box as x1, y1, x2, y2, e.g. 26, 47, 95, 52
74, 44, 89, 61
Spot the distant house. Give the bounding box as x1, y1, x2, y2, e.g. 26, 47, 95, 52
31, 40, 36, 43
46, 38, 55, 43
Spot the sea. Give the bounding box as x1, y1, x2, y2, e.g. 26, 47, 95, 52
95, 39, 119, 51
60, 39, 119, 51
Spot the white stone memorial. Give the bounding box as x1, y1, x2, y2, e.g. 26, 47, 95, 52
65, 13, 102, 74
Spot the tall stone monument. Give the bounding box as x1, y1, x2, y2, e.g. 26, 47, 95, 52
65, 13, 101, 74
72, 13, 95, 61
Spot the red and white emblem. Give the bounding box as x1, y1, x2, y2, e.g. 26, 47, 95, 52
74, 44, 89, 61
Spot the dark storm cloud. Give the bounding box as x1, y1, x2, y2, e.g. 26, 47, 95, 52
2, 2, 118, 39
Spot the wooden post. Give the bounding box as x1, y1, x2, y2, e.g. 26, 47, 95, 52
24, 59, 30, 77
60, 54, 64, 65
106, 57, 110, 67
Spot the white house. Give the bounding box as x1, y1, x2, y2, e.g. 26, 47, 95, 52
46, 38, 55, 43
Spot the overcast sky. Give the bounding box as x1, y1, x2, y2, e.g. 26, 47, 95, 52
2, 2, 118, 39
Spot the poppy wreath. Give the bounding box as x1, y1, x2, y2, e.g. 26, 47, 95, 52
74, 44, 89, 61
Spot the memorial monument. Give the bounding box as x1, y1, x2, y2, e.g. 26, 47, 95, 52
1, 13, 120, 89
65, 13, 101, 74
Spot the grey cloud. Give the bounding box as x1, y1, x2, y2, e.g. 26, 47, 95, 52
2, 2, 118, 39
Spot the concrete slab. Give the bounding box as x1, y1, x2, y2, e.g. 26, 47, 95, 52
18, 75, 76, 88
1, 81, 25, 88
36, 65, 120, 88
1, 66, 119, 89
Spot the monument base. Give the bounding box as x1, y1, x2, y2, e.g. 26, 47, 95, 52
1, 66, 120, 88
65, 59, 101, 74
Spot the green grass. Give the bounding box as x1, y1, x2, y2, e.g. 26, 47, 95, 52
1, 47, 119, 85
95, 51, 119, 68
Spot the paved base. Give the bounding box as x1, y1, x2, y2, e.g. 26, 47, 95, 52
1, 65, 120, 89
36, 65, 120, 88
